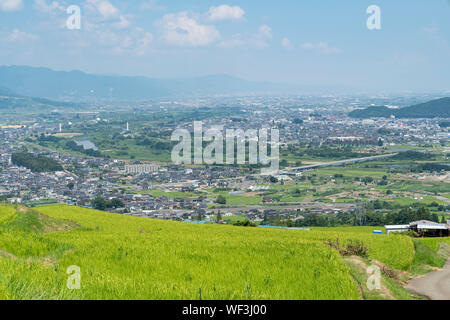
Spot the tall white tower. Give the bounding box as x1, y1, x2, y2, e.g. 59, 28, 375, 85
126, 122, 129, 131
59, 123, 62, 133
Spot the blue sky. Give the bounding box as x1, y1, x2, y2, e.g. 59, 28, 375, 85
0, 0, 449, 92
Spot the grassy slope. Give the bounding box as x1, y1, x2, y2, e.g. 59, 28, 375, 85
1, 205, 448, 300
1, 205, 360, 300
410, 240, 447, 275
0, 207, 17, 225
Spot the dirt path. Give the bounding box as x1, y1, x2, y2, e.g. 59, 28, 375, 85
406, 260, 450, 300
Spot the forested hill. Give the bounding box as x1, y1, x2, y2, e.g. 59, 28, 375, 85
349, 97, 450, 119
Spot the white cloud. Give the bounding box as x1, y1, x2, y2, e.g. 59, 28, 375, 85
300, 42, 341, 54
219, 25, 274, 49
0, 0, 23, 11
86, 0, 119, 19
249, 24, 272, 48
91, 27, 154, 56
141, 0, 165, 11
281, 37, 292, 50
5, 29, 38, 42
207, 5, 244, 22
34, 0, 64, 13
112, 28, 154, 56
113, 15, 131, 29
217, 34, 245, 48
134, 30, 154, 56
258, 25, 272, 39
420, 24, 449, 50
156, 11, 220, 47
84, 0, 131, 30
69, 1, 153, 56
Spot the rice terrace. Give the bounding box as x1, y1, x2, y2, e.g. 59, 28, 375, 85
0, 205, 449, 300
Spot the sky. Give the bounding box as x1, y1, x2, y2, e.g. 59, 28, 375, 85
0, 0, 449, 92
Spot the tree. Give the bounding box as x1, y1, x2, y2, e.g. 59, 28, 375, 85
216, 210, 222, 223
431, 213, 440, 223
109, 198, 124, 208
92, 196, 107, 211
216, 195, 226, 205
363, 177, 374, 184
11, 152, 63, 173
377, 138, 384, 147
233, 220, 256, 227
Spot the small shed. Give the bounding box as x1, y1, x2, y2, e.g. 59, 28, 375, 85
385, 220, 450, 237
385, 224, 410, 234
410, 220, 449, 237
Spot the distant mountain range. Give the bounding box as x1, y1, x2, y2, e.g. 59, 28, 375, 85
0, 65, 352, 101
0, 84, 77, 110
349, 97, 450, 119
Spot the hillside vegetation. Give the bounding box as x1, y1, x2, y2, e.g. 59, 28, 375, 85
11, 152, 63, 172
349, 97, 450, 119
0, 84, 78, 111
0, 205, 447, 300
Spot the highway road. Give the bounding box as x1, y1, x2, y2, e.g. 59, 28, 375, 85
284, 153, 399, 172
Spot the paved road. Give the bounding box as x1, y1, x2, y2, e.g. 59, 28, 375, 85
285, 153, 398, 172
406, 260, 450, 300
210, 202, 356, 214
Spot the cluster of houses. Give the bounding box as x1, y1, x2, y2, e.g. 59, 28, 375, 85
0, 96, 447, 226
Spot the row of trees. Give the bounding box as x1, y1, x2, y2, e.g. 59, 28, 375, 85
277, 207, 442, 228
65, 141, 103, 158
92, 196, 125, 211
284, 145, 372, 160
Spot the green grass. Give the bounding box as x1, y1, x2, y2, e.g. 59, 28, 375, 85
0, 205, 439, 300
344, 257, 414, 300
141, 189, 204, 198
0, 205, 362, 300
225, 195, 263, 205
0, 207, 17, 225
410, 240, 447, 275
384, 181, 450, 194
417, 237, 450, 252
381, 196, 448, 207
316, 168, 388, 178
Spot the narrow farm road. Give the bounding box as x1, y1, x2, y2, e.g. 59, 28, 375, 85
406, 260, 450, 300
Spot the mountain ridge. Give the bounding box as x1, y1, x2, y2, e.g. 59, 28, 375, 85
0, 65, 355, 101
0, 65, 290, 100
348, 97, 450, 119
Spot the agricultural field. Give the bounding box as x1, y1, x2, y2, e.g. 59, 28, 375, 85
137, 156, 449, 214
1, 205, 448, 300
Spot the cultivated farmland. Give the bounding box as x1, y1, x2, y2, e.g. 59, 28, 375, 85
0, 205, 444, 300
